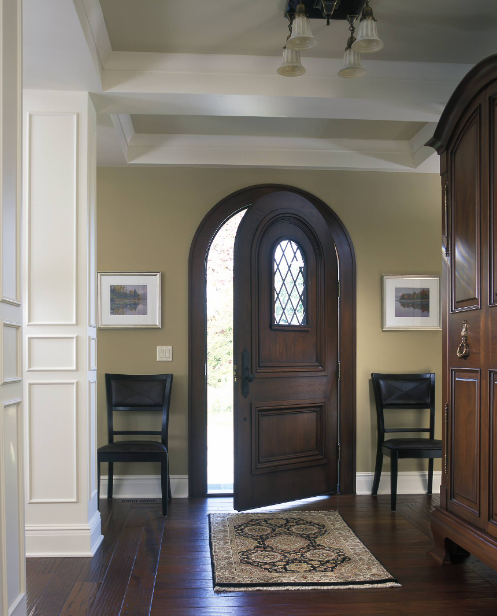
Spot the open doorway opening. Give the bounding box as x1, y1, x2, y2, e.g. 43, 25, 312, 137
189, 185, 356, 499
206, 209, 247, 493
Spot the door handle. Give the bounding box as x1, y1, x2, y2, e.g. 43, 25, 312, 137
241, 348, 254, 398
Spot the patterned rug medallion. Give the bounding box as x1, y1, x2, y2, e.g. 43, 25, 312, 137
209, 511, 400, 592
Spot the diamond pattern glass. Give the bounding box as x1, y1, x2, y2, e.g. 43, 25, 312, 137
274, 240, 306, 325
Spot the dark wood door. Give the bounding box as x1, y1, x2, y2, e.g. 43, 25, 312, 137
445, 92, 486, 528
233, 191, 339, 511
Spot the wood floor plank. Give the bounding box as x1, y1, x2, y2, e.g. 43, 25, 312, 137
28, 558, 87, 616
121, 511, 165, 615
87, 507, 147, 616
58, 582, 101, 616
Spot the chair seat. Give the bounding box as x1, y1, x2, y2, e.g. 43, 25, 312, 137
98, 440, 167, 454
382, 438, 442, 451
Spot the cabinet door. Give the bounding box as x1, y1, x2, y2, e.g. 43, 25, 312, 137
487, 84, 497, 538
446, 94, 485, 528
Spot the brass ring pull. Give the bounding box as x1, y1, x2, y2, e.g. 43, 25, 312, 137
456, 320, 470, 359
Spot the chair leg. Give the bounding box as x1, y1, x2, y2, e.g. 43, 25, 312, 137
428, 458, 434, 495
168, 456, 172, 500
97, 459, 101, 511
390, 453, 398, 511
372, 450, 383, 495
107, 462, 114, 500
161, 456, 169, 517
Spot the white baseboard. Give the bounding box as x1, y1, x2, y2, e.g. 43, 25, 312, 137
100, 474, 189, 499
98, 472, 438, 499
26, 510, 103, 558
356, 471, 441, 495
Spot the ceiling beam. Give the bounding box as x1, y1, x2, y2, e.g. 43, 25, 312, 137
119, 132, 439, 173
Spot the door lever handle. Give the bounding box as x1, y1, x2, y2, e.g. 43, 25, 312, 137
241, 348, 254, 398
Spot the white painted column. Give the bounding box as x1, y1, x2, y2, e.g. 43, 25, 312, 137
0, 0, 26, 614
22, 90, 101, 557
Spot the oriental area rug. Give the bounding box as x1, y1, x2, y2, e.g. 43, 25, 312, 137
209, 510, 401, 592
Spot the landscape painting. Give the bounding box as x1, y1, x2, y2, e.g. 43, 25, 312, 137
395, 287, 429, 318
110, 285, 148, 315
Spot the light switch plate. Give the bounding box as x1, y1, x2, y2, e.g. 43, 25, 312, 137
157, 346, 172, 361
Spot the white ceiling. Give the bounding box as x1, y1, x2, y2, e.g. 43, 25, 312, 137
99, 0, 497, 63
130, 116, 424, 140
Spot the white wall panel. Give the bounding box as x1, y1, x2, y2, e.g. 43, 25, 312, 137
23, 91, 101, 559
2, 322, 21, 383
88, 120, 97, 328
1, 0, 20, 307
2, 401, 23, 608
0, 1, 25, 612
88, 336, 97, 371
27, 336, 77, 371
28, 382, 77, 503
27, 112, 77, 325
89, 380, 97, 499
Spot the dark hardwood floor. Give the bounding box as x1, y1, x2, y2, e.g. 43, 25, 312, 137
26, 494, 497, 615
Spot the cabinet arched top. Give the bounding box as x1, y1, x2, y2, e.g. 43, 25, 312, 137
427, 54, 497, 154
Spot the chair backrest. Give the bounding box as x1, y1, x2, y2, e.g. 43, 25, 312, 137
371, 373, 435, 442
105, 373, 173, 446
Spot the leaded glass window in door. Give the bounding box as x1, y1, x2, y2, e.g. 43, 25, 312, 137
273, 240, 306, 325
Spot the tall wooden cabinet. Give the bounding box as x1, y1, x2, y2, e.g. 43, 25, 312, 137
428, 55, 497, 570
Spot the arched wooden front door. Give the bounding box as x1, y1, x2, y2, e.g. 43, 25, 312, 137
234, 191, 338, 510
189, 185, 356, 505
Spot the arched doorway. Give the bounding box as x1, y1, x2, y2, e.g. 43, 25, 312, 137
189, 185, 356, 500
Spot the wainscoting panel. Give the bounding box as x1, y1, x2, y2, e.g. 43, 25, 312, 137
1, 321, 21, 383
27, 382, 78, 504
27, 336, 77, 372
27, 112, 77, 326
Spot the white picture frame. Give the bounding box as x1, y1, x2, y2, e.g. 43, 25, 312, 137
98, 272, 161, 329
382, 275, 441, 331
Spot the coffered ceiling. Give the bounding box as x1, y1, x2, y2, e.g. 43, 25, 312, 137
24, 0, 497, 171
99, 0, 497, 63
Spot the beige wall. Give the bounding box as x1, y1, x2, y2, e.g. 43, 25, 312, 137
97, 167, 442, 478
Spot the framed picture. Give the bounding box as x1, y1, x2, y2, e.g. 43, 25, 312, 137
382, 275, 441, 331
98, 272, 161, 329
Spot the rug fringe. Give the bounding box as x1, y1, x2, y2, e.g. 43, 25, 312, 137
214, 582, 402, 593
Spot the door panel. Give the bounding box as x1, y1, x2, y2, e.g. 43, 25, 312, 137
253, 401, 325, 474
490, 93, 497, 306
449, 369, 481, 523
489, 372, 497, 531
234, 191, 338, 511
450, 106, 481, 312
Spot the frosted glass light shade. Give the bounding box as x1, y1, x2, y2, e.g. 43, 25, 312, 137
352, 17, 383, 53
277, 47, 306, 77
338, 48, 366, 79
287, 14, 317, 51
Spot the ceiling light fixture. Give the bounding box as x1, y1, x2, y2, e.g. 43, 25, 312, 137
286, 2, 317, 51
352, 0, 383, 53
278, 1, 383, 78
278, 46, 306, 77
278, 13, 306, 77
338, 16, 366, 79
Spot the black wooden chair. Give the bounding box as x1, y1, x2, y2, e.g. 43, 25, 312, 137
371, 373, 442, 511
97, 373, 173, 516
